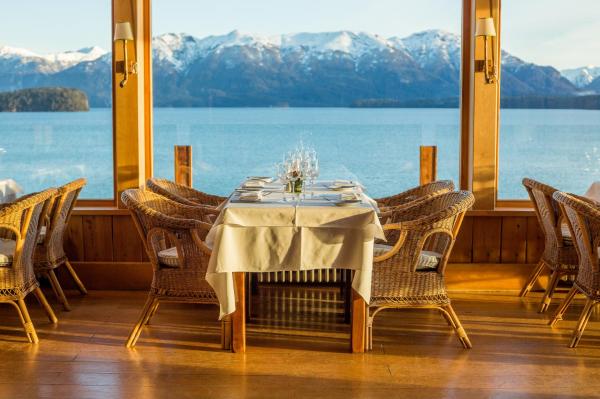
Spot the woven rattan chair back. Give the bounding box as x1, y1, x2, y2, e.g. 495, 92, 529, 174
34, 178, 87, 310
379, 190, 474, 274
368, 190, 474, 350
523, 178, 571, 261
146, 178, 226, 208
0, 189, 55, 298
0, 188, 58, 343
36, 178, 86, 268
121, 189, 228, 348
550, 192, 600, 347
519, 178, 579, 311
554, 192, 600, 297
122, 189, 214, 271
376, 180, 455, 209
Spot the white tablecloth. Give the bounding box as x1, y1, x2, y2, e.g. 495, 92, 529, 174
205, 181, 385, 319
0, 179, 22, 204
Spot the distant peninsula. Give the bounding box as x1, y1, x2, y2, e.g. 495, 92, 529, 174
351, 95, 600, 110
0, 87, 89, 112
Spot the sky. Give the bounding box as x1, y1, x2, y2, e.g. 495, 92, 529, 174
1, 0, 599, 69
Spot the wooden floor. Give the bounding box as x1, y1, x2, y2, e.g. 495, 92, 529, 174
1, 286, 600, 399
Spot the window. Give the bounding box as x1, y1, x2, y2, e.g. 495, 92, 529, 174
499, 0, 600, 199
152, 0, 461, 198
0, 1, 113, 199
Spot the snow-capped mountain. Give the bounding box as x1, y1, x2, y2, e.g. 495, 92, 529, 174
0, 30, 589, 107
0, 45, 108, 73
561, 66, 600, 89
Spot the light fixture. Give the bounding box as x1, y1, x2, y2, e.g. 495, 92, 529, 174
114, 22, 137, 88
475, 17, 497, 84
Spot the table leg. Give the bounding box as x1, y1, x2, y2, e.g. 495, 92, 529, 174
232, 272, 246, 353
351, 289, 366, 353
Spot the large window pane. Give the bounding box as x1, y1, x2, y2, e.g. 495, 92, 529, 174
0, 1, 113, 199
499, 0, 600, 199
152, 1, 460, 197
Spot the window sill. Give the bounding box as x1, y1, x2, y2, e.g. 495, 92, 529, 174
73, 206, 130, 216
467, 208, 535, 217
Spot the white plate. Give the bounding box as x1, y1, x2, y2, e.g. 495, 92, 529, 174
328, 184, 356, 191
334, 199, 361, 206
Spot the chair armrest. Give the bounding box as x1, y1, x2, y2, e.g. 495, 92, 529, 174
373, 223, 405, 263
173, 202, 220, 224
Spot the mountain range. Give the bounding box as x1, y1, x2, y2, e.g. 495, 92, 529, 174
0, 30, 597, 108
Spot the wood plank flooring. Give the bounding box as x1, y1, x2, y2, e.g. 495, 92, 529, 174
1, 286, 600, 399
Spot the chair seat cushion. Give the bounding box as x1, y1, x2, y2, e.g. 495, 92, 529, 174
0, 238, 15, 267
370, 268, 449, 306
373, 244, 441, 271
157, 247, 179, 268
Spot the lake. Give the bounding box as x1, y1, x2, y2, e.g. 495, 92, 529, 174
0, 108, 598, 199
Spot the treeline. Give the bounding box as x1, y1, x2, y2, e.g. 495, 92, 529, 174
0, 87, 89, 112
352, 95, 600, 110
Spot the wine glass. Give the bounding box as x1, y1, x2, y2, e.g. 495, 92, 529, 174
309, 158, 319, 197
276, 162, 289, 201
287, 159, 300, 202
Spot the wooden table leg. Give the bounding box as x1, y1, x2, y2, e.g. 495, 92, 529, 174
351, 289, 366, 353
232, 272, 246, 353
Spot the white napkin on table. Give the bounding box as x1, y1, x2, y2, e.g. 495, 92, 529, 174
340, 192, 360, 202
239, 191, 263, 202
242, 180, 266, 189
247, 176, 274, 183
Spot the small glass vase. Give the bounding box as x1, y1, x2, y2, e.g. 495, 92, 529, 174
293, 179, 303, 194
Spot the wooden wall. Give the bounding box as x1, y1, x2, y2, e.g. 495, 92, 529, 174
61, 210, 152, 290
62, 209, 545, 291
449, 212, 543, 264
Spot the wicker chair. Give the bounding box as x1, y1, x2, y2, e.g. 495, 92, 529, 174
375, 180, 455, 211
367, 191, 475, 350
121, 189, 229, 348
0, 189, 58, 343
146, 178, 227, 208
519, 178, 579, 313
34, 178, 87, 311
549, 192, 600, 347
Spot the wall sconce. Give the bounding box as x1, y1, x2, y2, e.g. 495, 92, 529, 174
475, 17, 497, 84
114, 22, 137, 88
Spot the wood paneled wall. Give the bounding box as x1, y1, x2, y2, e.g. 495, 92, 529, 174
449, 213, 543, 264
62, 210, 545, 291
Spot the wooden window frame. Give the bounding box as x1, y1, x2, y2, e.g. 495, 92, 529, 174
84, 0, 530, 212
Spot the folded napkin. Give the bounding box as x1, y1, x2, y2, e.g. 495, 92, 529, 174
242, 180, 266, 189
340, 192, 361, 202
247, 176, 274, 183
239, 191, 263, 202
331, 180, 365, 190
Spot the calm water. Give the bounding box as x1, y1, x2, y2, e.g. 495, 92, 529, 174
0, 108, 598, 199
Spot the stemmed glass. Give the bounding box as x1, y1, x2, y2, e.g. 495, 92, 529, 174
286, 158, 300, 203
276, 162, 289, 202
308, 157, 319, 197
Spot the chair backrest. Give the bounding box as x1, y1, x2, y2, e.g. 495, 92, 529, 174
0, 188, 56, 293
121, 189, 213, 271
37, 178, 86, 264
554, 192, 600, 293
522, 178, 570, 261
146, 178, 224, 207
376, 180, 455, 208
382, 190, 474, 273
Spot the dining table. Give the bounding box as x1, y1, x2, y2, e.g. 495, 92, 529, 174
205, 179, 385, 353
